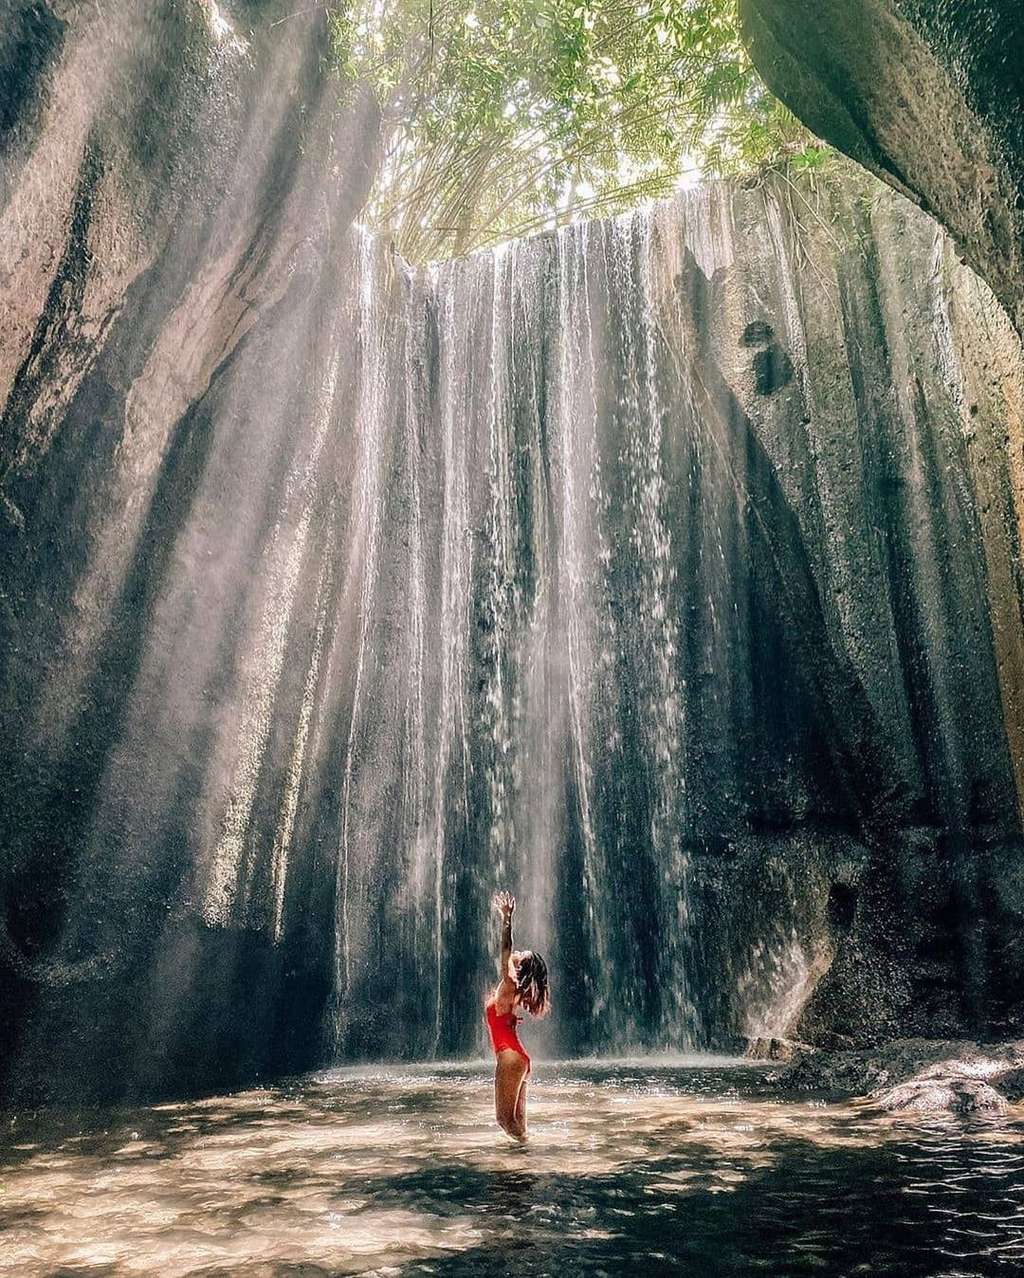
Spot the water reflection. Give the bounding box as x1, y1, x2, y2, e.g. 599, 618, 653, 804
2, 1060, 1024, 1275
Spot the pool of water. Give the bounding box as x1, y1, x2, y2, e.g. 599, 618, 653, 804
3, 1058, 1024, 1276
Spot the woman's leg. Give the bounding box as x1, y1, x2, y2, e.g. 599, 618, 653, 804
514, 1074, 528, 1138
494, 1049, 529, 1141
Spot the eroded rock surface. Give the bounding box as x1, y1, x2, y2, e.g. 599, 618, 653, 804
878, 1077, 1008, 1114
1, 6, 1023, 1102
739, 0, 1024, 339
775, 1037, 1024, 1111
0, 0, 379, 1100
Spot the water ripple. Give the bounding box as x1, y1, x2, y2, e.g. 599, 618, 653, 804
2, 1060, 1023, 1276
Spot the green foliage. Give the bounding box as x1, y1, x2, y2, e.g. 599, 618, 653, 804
329, 0, 824, 261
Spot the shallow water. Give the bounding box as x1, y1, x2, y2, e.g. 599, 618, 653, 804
3, 1059, 1024, 1276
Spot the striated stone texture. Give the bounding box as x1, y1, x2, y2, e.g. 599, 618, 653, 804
0, 0, 379, 1100
1, 8, 1023, 1103
738, 0, 1024, 339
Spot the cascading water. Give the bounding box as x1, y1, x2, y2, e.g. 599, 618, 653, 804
2, 2, 1023, 1098
313, 184, 1023, 1066
326, 215, 713, 1059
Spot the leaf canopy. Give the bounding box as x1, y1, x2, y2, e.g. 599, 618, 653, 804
329, 0, 826, 261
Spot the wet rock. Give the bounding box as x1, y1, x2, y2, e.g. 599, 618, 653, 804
739, 0, 1024, 339
775, 1038, 1024, 1106
0, 0, 380, 1103
876, 1077, 1008, 1115
994, 1068, 1024, 1103
2, 8, 1024, 1103
745, 1036, 815, 1063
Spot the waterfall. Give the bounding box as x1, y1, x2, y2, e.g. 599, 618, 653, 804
187, 184, 1019, 1064
3, 14, 1024, 1097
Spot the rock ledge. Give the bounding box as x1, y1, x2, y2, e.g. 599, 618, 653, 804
770, 1038, 1024, 1113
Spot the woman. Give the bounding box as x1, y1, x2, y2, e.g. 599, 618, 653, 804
485, 890, 550, 1142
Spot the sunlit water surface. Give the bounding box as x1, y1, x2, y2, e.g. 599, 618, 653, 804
3, 1059, 1024, 1276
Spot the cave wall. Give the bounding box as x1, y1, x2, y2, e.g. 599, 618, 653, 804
734, 0, 1024, 1035
0, 0, 379, 1100
1, 3, 1023, 1103
706, 177, 1024, 1046
738, 0, 1024, 340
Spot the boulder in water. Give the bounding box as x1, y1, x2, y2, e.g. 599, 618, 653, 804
876, 1077, 1009, 1115
745, 1036, 815, 1063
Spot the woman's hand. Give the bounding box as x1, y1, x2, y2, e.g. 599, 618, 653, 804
494, 890, 515, 920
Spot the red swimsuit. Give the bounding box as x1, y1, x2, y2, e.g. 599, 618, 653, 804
485, 998, 531, 1072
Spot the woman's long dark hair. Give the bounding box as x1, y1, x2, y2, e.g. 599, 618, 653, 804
515, 951, 550, 1017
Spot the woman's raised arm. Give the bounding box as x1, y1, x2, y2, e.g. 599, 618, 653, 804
493, 890, 515, 979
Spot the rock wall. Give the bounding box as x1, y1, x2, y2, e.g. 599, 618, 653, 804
738, 0, 1024, 340
1, 4, 1023, 1102
0, 0, 379, 1099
